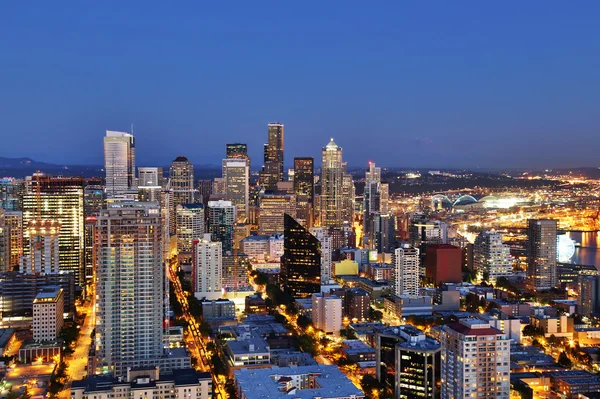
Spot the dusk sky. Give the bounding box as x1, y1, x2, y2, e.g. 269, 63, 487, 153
1, 2, 599, 169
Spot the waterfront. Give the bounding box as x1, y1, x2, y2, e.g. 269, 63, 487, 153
565, 231, 600, 269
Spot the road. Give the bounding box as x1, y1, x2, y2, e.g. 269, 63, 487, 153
67, 296, 95, 381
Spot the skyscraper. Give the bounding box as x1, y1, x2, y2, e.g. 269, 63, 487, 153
281, 214, 321, 298
22, 175, 85, 284
294, 157, 314, 228
310, 227, 333, 284
260, 123, 284, 190
439, 319, 510, 399
321, 139, 344, 228
176, 204, 205, 266
193, 233, 222, 300
366, 161, 381, 183
5, 211, 22, 270
226, 143, 249, 160
0, 178, 24, 211
104, 130, 136, 197
0, 211, 9, 273
222, 158, 250, 221
21, 220, 60, 274
368, 213, 396, 254
473, 230, 512, 283
258, 193, 296, 236
207, 200, 236, 253
526, 219, 557, 291
95, 203, 164, 376
138, 167, 164, 203
169, 156, 195, 206
393, 245, 420, 297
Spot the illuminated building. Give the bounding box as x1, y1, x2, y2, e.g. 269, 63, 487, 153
0, 178, 24, 211
0, 212, 9, 272
32, 286, 64, 343
197, 179, 213, 205
84, 178, 104, 216
341, 163, 355, 224
312, 292, 342, 335
258, 193, 296, 236
222, 158, 250, 221
226, 143, 249, 160
259, 123, 284, 190
527, 219, 557, 291
222, 252, 250, 291
293, 157, 314, 228
207, 200, 235, 253
393, 244, 420, 297
578, 275, 600, 318
367, 212, 396, 253
104, 130, 136, 197
193, 233, 222, 300
320, 139, 344, 228
169, 156, 195, 205
281, 214, 321, 298
95, 202, 165, 376
344, 287, 369, 321
310, 227, 333, 284
22, 175, 84, 284
176, 204, 204, 266
363, 162, 390, 245
439, 319, 510, 399
4, 211, 22, 269
473, 230, 512, 283
84, 216, 96, 279
138, 167, 164, 202
21, 220, 60, 274
409, 215, 448, 246
425, 244, 462, 285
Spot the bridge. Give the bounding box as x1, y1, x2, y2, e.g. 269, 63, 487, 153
431, 193, 479, 209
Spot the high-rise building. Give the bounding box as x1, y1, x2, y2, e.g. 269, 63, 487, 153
310, 227, 333, 284
312, 292, 342, 335
341, 164, 355, 224
84, 178, 105, 216
293, 157, 314, 228
0, 178, 24, 211
409, 216, 448, 246
425, 244, 462, 285
393, 245, 420, 297
32, 286, 64, 343
344, 287, 370, 321
84, 216, 96, 279
222, 252, 250, 292
95, 203, 164, 376
579, 275, 600, 318
207, 200, 236, 253
281, 214, 321, 298
176, 204, 205, 266
222, 159, 250, 221
368, 213, 396, 253
104, 130, 136, 197
259, 123, 284, 190
193, 233, 222, 300
5, 211, 22, 270
473, 230, 512, 283
439, 319, 510, 399
321, 139, 344, 228
138, 167, 164, 203
169, 156, 195, 206
22, 175, 84, 284
197, 180, 213, 205
366, 161, 381, 183
21, 220, 60, 274
258, 193, 296, 236
527, 219, 558, 291
226, 143, 249, 160
0, 211, 9, 273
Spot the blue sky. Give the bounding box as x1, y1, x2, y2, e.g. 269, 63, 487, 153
1, 2, 599, 169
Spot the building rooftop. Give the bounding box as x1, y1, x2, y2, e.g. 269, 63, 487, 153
34, 286, 62, 302
234, 365, 364, 399
0, 328, 15, 348
446, 319, 504, 336
227, 335, 270, 356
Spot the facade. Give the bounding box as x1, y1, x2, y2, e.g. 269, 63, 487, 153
226, 143, 249, 160
293, 157, 314, 228
95, 203, 164, 376
312, 292, 342, 335
104, 130, 136, 197
222, 252, 250, 291
0, 178, 23, 211
320, 139, 344, 228
579, 275, 600, 318
473, 230, 512, 283
310, 228, 333, 283
344, 288, 370, 321
393, 245, 420, 297
193, 233, 222, 300
22, 175, 85, 284
367, 212, 396, 254
438, 319, 510, 399
259, 123, 284, 190
258, 193, 296, 236
5, 211, 22, 270
0, 212, 9, 273
207, 200, 236, 253
138, 167, 164, 202
425, 244, 462, 285
281, 214, 321, 298
409, 217, 448, 246
176, 204, 205, 265
169, 156, 195, 206
32, 286, 64, 342
222, 158, 250, 221
201, 299, 235, 321
527, 219, 558, 291
21, 220, 60, 274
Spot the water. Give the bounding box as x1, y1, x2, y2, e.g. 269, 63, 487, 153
564, 231, 600, 269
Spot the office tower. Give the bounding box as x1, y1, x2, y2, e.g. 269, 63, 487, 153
312, 293, 342, 335
473, 230, 512, 283
366, 161, 381, 183
439, 319, 510, 399
222, 252, 250, 291
379, 183, 389, 213
344, 287, 370, 321
5, 211, 22, 270
21, 220, 60, 274
409, 216, 448, 246
207, 200, 236, 253
226, 143, 249, 160
578, 275, 600, 318
95, 203, 164, 376
341, 164, 355, 224
425, 244, 462, 285
104, 130, 136, 197
169, 156, 195, 205
321, 139, 344, 228
368, 213, 396, 254
281, 214, 321, 298
197, 180, 213, 204
0, 212, 9, 272
259, 123, 284, 190
138, 167, 164, 203
293, 157, 314, 228
193, 233, 222, 300
0, 178, 24, 211
84, 178, 104, 216
310, 228, 333, 284
176, 204, 205, 266
32, 286, 64, 343
22, 175, 85, 284
222, 158, 250, 221
394, 245, 420, 297
527, 219, 558, 291
258, 193, 296, 236
84, 216, 96, 279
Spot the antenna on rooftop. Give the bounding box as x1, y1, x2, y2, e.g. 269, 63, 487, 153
131, 123, 134, 135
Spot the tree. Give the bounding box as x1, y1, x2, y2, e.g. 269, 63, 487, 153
224, 378, 238, 399
522, 325, 543, 338
557, 351, 573, 368
297, 334, 317, 356
20, 386, 31, 399
297, 315, 312, 330
361, 374, 385, 399
369, 307, 383, 322
340, 327, 358, 340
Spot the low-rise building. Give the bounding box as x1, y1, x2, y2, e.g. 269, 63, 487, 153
531, 314, 574, 338
341, 340, 376, 363
201, 299, 235, 321
225, 333, 271, 368
245, 294, 268, 314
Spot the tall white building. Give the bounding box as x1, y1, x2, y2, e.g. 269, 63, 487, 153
21, 220, 60, 274
393, 244, 420, 297
104, 130, 136, 197
32, 286, 64, 342
138, 167, 163, 202
321, 139, 344, 228
439, 319, 510, 399
176, 204, 205, 266
310, 228, 333, 284
312, 292, 342, 336
222, 159, 250, 221
193, 233, 222, 300
95, 203, 164, 376
473, 230, 512, 283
